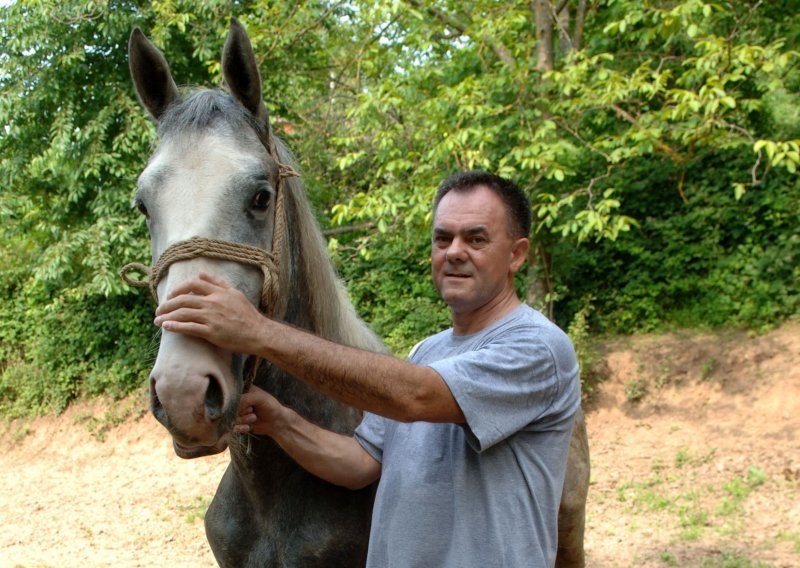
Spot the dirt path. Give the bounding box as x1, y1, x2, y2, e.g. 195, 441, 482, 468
2, 324, 799, 567
1, 396, 225, 567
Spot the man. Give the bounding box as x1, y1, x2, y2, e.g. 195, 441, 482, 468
154, 171, 581, 567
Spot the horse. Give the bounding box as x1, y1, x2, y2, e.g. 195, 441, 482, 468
125, 19, 381, 566
125, 17, 589, 568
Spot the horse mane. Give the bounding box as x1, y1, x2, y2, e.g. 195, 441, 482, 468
273, 137, 385, 354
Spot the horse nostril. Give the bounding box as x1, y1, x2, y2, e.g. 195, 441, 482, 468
150, 376, 167, 425
205, 375, 224, 421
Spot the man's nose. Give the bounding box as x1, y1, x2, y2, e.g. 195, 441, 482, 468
445, 238, 467, 262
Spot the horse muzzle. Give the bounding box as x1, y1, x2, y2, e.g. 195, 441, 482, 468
148, 333, 242, 458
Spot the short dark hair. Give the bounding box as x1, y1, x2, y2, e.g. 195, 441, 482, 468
433, 171, 531, 238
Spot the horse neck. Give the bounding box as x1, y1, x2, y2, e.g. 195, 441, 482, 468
227, 157, 383, 472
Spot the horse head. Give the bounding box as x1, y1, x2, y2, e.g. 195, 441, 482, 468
128, 19, 287, 459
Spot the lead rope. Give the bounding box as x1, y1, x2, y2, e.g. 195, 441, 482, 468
120, 156, 299, 392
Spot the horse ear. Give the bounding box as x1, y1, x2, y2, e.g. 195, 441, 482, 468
128, 28, 180, 121
222, 17, 269, 125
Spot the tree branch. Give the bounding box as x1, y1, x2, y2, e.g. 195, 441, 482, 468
611, 103, 684, 163
404, 0, 517, 69
322, 222, 376, 237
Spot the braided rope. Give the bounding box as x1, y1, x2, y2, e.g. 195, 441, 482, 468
120, 236, 280, 311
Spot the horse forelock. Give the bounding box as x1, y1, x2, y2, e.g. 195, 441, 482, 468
157, 88, 267, 145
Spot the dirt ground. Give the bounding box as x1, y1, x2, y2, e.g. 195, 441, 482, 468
1, 323, 798, 567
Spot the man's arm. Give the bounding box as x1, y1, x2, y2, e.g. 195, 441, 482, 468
235, 386, 380, 490
153, 272, 464, 424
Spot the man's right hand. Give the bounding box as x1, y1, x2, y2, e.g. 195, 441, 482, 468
232, 384, 381, 490
234, 385, 285, 436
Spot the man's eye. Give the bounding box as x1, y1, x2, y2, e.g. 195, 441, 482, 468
252, 190, 271, 210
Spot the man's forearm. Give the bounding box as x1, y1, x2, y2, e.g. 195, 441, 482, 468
255, 317, 464, 424
270, 403, 380, 490
152, 274, 463, 423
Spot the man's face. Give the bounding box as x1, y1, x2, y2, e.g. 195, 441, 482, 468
431, 185, 527, 316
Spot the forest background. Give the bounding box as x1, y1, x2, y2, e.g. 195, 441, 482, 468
0, 0, 797, 418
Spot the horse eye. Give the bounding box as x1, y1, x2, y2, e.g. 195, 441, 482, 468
135, 199, 149, 218
251, 190, 271, 210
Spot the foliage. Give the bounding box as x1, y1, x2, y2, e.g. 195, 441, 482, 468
333, 228, 451, 356
0, 0, 798, 415
0, 0, 357, 413
553, 150, 799, 332
0, 293, 156, 417
1, 1, 158, 414
565, 297, 605, 396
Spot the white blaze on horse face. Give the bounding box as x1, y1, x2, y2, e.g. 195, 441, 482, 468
141, 128, 273, 305
142, 128, 274, 453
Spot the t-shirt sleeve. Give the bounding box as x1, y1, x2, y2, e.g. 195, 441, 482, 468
428, 327, 578, 453
353, 411, 387, 464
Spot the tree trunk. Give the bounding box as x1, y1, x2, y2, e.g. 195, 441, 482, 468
573, 0, 588, 51
533, 0, 554, 71
528, 1, 556, 318
557, 1, 573, 56
526, 242, 554, 319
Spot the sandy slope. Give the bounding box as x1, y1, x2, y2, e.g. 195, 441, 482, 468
1, 324, 798, 567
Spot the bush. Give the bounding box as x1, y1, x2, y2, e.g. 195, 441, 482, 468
552, 151, 799, 334
0, 292, 154, 418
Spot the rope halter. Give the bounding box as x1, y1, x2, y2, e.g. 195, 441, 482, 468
119, 148, 299, 391
119, 236, 281, 312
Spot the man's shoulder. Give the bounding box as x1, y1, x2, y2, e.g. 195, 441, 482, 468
486, 304, 564, 340
407, 327, 452, 361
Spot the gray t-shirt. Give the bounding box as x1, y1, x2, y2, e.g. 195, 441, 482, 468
354, 304, 581, 568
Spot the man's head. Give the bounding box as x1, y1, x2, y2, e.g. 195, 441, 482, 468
431, 171, 530, 330
433, 171, 531, 239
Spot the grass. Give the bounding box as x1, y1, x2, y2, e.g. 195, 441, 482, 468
717, 466, 767, 517
615, 446, 800, 568
3, 419, 31, 443
658, 550, 777, 567
660, 550, 679, 566
179, 495, 212, 523
73, 397, 148, 441
677, 504, 709, 540
625, 377, 648, 402
700, 357, 718, 380
675, 446, 692, 468
613, 447, 776, 552
675, 446, 717, 469
698, 550, 773, 567
777, 531, 800, 553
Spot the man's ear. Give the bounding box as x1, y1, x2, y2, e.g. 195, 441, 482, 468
510, 237, 530, 273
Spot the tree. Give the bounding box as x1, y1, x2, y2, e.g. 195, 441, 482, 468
326, 0, 799, 318
1, 0, 797, 414
0, 0, 360, 412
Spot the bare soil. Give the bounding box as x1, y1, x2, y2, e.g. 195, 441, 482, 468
1, 323, 798, 567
